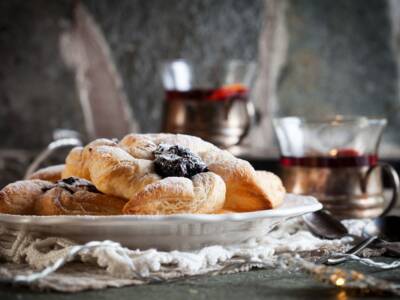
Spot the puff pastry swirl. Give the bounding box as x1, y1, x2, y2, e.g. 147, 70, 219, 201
119, 134, 285, 211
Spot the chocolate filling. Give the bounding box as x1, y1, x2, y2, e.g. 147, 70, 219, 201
153, 144, 208, 178
41, 177, 100, 194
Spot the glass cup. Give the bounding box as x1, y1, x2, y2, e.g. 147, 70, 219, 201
273, 116, 399, 219
160, 59, 257, 149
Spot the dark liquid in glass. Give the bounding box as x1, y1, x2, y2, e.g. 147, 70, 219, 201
165, 87, 248, 102
280, 154, 378, 168
162, 86, 250, 148
166, 89, 214, 101
280, 151, 383, 219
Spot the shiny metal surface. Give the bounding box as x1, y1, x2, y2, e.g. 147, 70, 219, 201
282, 163, 399, 219
305, 212, 400, 265
274, 116, 399, 219
365, 163, 400, 217
162, 98, 255, 149
329, 216, 400, 263
302, 210, 348, 240
362, 216, 400, 257
303, 210, 379, 265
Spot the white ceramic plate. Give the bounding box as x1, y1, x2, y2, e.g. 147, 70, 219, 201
0, 194, 321, 250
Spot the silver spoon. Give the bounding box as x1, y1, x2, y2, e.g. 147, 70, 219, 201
302, 210, 349, 240
323, 216, 400, 265
303, 210, 379, 264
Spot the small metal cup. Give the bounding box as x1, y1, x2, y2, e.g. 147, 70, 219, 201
274, 116, 399, 219
281, 162, 399, 219
162, 97, 255, 148
160, 59, 257, 149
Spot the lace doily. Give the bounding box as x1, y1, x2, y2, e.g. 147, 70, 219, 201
0, 217, 378, 292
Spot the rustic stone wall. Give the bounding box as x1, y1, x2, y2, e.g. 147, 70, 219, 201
278, 0, 399, 153
0, 0, 85, 150
0, 0, 263, 150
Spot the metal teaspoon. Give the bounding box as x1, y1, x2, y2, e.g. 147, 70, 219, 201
302, 210, 379, 264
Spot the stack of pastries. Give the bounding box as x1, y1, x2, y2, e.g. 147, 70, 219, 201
0, 133, 285, 216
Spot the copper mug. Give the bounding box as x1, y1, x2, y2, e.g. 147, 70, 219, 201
160, 59, 257, 149
273, 116, 399, 219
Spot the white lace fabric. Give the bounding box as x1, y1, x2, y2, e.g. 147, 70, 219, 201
0, 218, 356, 292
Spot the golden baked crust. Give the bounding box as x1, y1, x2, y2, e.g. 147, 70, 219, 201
0, 180, 53, 215
0, 178, 126, 216
254, 171, 285, 208
123, 172, 225, 214
35, 178, 126, 215
118, 134, 157, 160
63, 138, 226, 214
86, 145, 161, 200
1, 132, 284, 216
62, 146, 85, 179
61, 133, 285, 214
28, 164, 65, 182
120, 133, 217, 159
35, 189, 125, 215
62, 138, 118, 180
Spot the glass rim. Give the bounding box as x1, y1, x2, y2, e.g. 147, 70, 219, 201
273, 115, 387, 126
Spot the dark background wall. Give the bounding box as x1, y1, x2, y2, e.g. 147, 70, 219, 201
86, 0, 263, 134
0, 0, 263, 149
1, 0, 400, 186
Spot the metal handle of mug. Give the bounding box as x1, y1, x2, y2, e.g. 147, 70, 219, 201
362, 163, 400, 217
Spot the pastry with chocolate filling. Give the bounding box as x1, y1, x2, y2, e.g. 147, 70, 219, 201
63, 133, 285, 213
120, 134, 285, 211
0, 177, 126, 215
35, 177, 126, 215
123, 145, 225, 214
62, 140, 226, 214
0, 179, 53, 215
